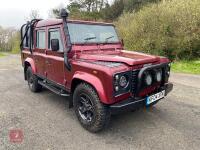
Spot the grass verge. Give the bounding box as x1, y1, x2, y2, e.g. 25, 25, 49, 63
171, 60, 200, 75
0, 53, 6, 57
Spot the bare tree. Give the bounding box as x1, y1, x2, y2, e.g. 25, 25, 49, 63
25, 10, 41, 21
0, 26, 18, 52
69, 0, 107, 12
48, 3, 65, 18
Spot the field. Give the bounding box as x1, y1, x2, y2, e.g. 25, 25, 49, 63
172, 60, 200, 74
0, 53, 5, 57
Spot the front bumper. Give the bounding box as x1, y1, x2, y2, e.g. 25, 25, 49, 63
110, 83, 173, 114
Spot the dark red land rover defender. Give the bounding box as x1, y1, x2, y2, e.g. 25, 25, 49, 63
20, 9, 173, 132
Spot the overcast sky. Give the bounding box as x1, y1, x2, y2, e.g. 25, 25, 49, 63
0, 0, 113, 29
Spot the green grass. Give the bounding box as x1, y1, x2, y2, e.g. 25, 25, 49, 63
171, 60, 200, 74
11, 50, 20, 54
1, 51, 199, 74
0, 53, 6, 57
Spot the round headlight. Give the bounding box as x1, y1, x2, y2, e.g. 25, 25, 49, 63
156, 70, 162, 82
144, 73, 152, 86
119, 75, 128, 87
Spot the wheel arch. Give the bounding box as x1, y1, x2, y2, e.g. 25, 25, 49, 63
71, 72, 108, 104
24, 58, 36, 80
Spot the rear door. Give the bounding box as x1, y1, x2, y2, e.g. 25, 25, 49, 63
45, 25, 65, 86
34, 29, 46, 77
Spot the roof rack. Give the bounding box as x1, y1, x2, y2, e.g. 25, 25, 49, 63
20, 19, 42, 54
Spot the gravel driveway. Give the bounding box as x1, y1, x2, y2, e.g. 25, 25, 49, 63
0, 54, 200, 150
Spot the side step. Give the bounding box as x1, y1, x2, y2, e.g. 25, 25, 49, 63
38, 80, 70, 97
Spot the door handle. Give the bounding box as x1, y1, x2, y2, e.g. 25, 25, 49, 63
46, 60, 51, 65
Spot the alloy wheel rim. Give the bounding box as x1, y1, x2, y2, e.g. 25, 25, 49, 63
78, 93, 94, 122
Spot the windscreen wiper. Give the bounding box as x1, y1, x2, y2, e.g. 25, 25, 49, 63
84, 36, 96, 43
105, 36, 114, 43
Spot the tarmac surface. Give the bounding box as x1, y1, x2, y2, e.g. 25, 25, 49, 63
0, 54, 199, 150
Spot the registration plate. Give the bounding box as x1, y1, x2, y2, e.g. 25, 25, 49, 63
146, 90, 165, 105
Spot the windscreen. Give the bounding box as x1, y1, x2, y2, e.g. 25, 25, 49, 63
68, 23, 119, 44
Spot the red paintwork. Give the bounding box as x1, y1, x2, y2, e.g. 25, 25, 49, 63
72, 71, 107, 102
24, 57, 36, 73
138, 83, 161, 97
21, 19, 170, 105
76, 50, 161, 66
36, 19, 114, 28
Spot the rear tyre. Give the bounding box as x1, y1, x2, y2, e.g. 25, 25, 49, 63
73, 83, 110, 133
26, 67, 42, 92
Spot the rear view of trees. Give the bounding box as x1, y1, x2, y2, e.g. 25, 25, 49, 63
101, 0, 161, 21
0, 26, 19, 53
0, 0, 199, 60
50, 0, 161, 21
51, 0, 199, 60
72, 0, 107, 12
0, 10, 39, 53
51, 0, 108, 20
25, 10, 41, 21
123, 0, 161, 12
116, 0, 200, 60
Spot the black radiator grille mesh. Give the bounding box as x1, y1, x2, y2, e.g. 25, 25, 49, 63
131, 70, 139, 94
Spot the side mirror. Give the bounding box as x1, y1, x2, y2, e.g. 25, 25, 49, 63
51, 39, 59, 51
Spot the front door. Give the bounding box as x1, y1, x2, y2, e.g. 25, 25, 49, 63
45, 25, 65, 86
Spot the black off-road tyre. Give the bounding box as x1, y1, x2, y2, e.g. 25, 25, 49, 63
26, 67, 42, 92
73, 83, 110, 133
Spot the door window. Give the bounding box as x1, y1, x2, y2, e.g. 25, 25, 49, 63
36, 30, 46, 49
48, 28, 63, 51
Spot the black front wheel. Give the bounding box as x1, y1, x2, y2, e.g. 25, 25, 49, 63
26, 67, 42, 92
73, 83, 110, 132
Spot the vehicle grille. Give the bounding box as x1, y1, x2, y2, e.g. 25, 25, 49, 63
131, 70, 139, 94
131, 65, 169, 97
